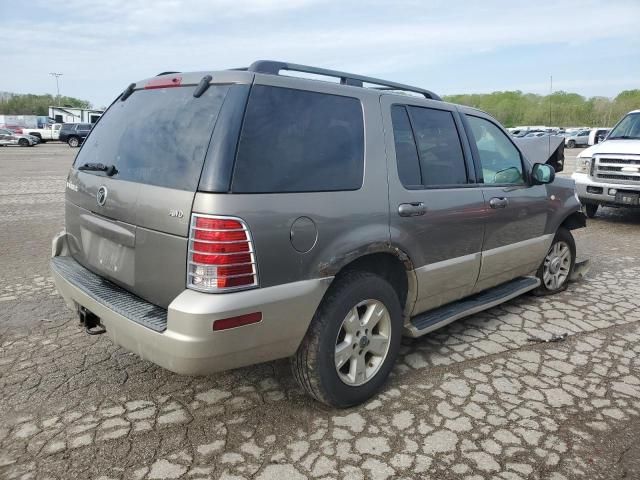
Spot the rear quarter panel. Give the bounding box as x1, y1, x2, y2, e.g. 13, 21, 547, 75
192, 79, 390, 287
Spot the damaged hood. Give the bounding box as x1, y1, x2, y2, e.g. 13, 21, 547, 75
513, 135, 565, 172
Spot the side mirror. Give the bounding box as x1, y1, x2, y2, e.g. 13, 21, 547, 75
532, 163, 555, 185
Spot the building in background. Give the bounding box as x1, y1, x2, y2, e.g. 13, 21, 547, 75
48, 106, 103, 124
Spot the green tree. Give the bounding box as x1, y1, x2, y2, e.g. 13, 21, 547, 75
0, 93, 92, 116
442, 89, 640, 127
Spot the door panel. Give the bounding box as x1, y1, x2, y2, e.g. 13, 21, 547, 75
462, 112, 550, 292
381, 97, 485, 315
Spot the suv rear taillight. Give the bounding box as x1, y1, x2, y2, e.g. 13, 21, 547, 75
187, 214, 258, 293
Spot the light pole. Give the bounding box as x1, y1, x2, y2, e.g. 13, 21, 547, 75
49, 72, 63, 105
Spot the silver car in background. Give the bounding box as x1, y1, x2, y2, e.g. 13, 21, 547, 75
0, 128, 39, 147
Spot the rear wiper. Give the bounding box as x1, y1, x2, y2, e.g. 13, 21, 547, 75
193, 75, 213, 98
78, 163, 118, 176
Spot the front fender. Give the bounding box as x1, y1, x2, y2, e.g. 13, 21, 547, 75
546, 176, 586, 234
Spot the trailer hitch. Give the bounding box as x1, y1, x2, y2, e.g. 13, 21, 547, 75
78, 306, 106, 335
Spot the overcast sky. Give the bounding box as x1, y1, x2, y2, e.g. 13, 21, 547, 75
2, 0, 639, 108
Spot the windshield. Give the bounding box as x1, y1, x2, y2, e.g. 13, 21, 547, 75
608, 113, 640, 140
74, 84, 229, 191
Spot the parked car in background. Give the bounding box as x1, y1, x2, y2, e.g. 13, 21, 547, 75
0, 128, 39, 147
573, 110, 640, 218
23, 123, 63, 143
565, 129, 591, 148
59, 123, 92, 147
50, 61, 585, 407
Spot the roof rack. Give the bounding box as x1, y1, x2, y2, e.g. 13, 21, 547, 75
246, 60, 441, 101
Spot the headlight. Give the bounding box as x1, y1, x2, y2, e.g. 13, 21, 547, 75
575, 157, 591, 173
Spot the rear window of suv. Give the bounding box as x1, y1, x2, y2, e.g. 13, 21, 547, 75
231, 85, 364, 193
74, 85, 229, 191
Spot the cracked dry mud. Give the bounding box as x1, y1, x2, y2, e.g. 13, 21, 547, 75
1, 144, 639, 480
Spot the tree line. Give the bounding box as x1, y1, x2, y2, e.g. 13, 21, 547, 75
0, 92, 92, 116
443, 89, 640, 128
1, 89, 639, 127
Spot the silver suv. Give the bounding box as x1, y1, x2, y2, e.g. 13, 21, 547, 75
51, 61, 586, 407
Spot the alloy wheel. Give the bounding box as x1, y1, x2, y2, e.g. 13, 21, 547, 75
334, 299, 392, 386
543, 241, 572, 290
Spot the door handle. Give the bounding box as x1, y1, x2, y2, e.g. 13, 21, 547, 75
489, 197, 508, 209
398, 202, 426, 217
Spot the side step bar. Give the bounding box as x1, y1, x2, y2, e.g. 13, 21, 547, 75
406, 276, 540, 338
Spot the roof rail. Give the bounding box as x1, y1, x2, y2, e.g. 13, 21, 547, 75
156, 71, 180, 76
247, 60, 441, 101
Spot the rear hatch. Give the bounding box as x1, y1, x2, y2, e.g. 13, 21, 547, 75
64, 74, 242, 308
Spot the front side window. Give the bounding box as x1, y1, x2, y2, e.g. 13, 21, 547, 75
466, 115, 524, 185
232, 85, 364, 193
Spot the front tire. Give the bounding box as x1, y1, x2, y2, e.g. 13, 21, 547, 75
68, 137, 80, 147
567, 140, 576, 148
584, 203, 598, 218
533, 228, 576, 295
18, 138, 29, 147
292, 271, 403, 408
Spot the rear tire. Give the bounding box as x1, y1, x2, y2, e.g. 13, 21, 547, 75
291, 271, 403, 408
18, 138, 29, 147
533, 228, 576, 296
584, 203, 598, 218
68, 137, 80, 147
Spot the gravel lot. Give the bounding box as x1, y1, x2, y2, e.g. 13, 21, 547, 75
1, 143, 639, 480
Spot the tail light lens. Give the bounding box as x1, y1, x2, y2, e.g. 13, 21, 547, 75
187, 214, 258, 292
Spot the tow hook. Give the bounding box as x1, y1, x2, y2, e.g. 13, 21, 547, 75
78, 306, 106, 335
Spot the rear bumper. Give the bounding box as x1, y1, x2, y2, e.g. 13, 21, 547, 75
572, 173, 640, 206
50, 231, 331, 375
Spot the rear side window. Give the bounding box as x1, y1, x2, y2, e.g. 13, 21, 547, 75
232, 85, 364, 193
390, 104, 467, 187
75, 85, 229, 191
391, 106, 421, 188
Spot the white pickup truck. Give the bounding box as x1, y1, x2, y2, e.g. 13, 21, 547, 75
573, 109, 640, 217
22, 123, 63, 143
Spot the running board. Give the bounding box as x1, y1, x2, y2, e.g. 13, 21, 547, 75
406, 276, 540, 338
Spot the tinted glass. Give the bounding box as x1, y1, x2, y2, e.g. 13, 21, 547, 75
74, 85, 229, 191
233, 85, 364, 193
466, 115, 524, 185
391, 105, 421, 187
408, 106, 467, 186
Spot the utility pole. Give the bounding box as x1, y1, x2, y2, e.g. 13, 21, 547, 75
49, 73, 63, 105
549, 75, 553, 127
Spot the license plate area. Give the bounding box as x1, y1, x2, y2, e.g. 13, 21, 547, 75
80, 229, 136, 287
615, 192, 640, 206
